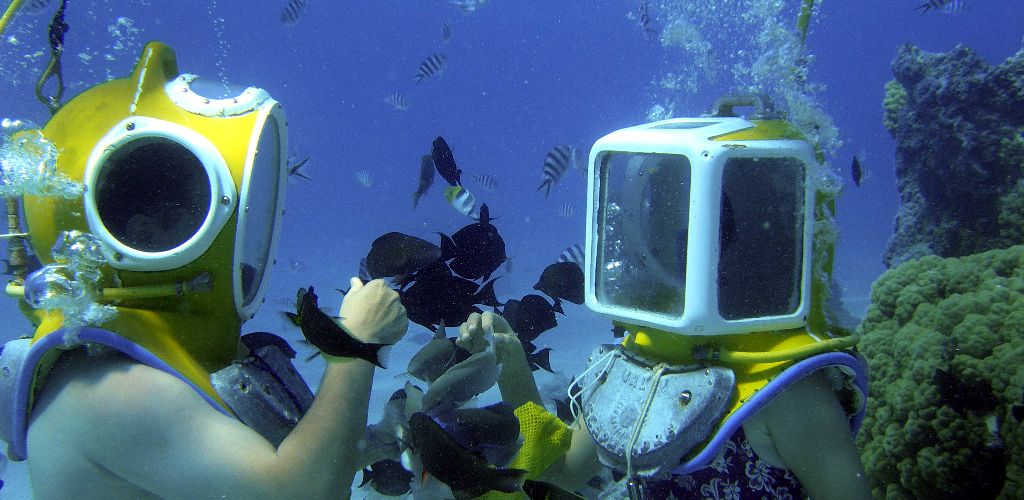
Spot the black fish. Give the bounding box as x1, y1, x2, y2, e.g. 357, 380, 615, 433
527, 347, 554, 373
360, 459, 414, 496
432, 136, 462, 186
534, 261, 584, 305
441, 204, 507, 280
523, 479, 585, 500
552, 376, 583, 424
365, 232, 441, 281
501, 294, 560, 344
285, 287, 392, 368
437, 402, 521, 452
408, 412, 526, 498
240, 332, 297, 358
413, 154, 436, 208
851, 155, 863, 187
400, 264, 502, 331
287, 157, 311, 180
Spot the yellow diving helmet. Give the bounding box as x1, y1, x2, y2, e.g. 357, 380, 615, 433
8, 40, 287, 417
574, 94, 865, 480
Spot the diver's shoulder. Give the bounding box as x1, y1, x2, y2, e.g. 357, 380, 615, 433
37, 346, 194, 419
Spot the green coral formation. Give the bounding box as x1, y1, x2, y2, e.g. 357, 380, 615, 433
857, 246, 1024, 498
882, 79, 907, 133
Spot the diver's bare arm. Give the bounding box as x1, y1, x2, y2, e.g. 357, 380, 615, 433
761, 371, 872, 500
274, 356, 377, 497
537, 420, 602, 491
494, 337, 543, 409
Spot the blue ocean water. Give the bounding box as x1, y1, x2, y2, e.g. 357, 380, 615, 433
0, 0, 1022, 498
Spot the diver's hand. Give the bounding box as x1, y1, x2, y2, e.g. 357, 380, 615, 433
456, 312, 488, 354
492, 329, 528, 367
338, 278, 408, 345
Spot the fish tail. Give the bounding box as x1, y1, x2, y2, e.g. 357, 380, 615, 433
364, 343, 393, 369
412, 191, 421, 209
490, 468, 528, 494
475, 278, 504, 307
439, 233, 457, 261
536, 179, 552, 197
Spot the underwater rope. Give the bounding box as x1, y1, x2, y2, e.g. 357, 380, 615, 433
34, 0, 69, 115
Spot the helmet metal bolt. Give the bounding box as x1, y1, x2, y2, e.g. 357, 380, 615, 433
679, 390, 692, 407
221, 196, 231, 205
125, 122, 135, 131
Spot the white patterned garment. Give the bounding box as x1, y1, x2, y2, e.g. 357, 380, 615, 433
647, 428, 804, 500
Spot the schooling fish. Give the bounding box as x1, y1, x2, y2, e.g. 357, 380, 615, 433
637, 0, 657, 39
441, 204, 507, 280
432, 136, 463, 186
526, 347, 554, 373
280, 0, 309, 25
537, 145, 581, 198
365, 232, 441, 281
420, 348, 500, 414
534, 261, 584, 305
408, 412, 525, 498
285, 287, 393, 368
442, 20, 452, 43
413, 53, 447, 84
413, 154, 436, 209
435, 402, 521, 466
445, 185, 479, 220
472, 173, 498, 191
408, 326, 473, 384
851, 155, 863, 187
400, 262, 502, 331
287, 157, 311, 181
501, 294, 560, 344
557, 243, 583, 266
360, 459, 414, 497
355, 169, 373, 188
385, 92, 409, 111
916, 0, 967, 14
448, 0, 490, 13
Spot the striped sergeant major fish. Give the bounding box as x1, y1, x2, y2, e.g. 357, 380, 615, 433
20, 0, 55, 15
385, 92, 409, 111
472, 174, 498, 191
280, 0, 310, 25
558, 244, 583, 266
444, 185, 479, 220
413, 53, 447, 84
537, 145, 581, 198
915, 0, 967, 14
449, 0, 490, 13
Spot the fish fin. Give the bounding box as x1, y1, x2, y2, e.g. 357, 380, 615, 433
490, 468, 528, 494
336, 287, 349, 296
438, 232, 457, 261
283, 311, 301, 327
529, 348, 554, 373
552, 298, 564, 315
536, 179, 552, 198
475, 278, 504, 307
371, 344, 394, 369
